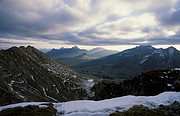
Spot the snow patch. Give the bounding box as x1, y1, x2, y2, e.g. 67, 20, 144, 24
0, 102, 48, 112
167, 84, 172, 87
31, 75, 35, 81
42, 87, 58, 102
17, 73, 21, 76
88, 79, 94, 82
81, 79, 95, 97
139, 49, 166, 64
55, 88, 59, 94
174, 68, 180, 71
160, 76, 164, 78
139, 55, 150, 64
163, 72, 167, 74
8, 80, 25, 98
72, 75, 77, 78
54, 92, 180, 116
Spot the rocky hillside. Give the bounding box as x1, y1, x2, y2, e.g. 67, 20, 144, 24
91, 68, 180, 100
0, 46, 95, 106
74, 45, 180, 79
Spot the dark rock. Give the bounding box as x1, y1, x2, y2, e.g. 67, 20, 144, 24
90, 69, 180, 100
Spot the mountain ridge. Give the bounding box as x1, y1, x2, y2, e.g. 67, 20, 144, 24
0, 46, 95, 106
74, 45, 180, 79
1, 45, 180, 106
46, 46, 88, 59
46, 46, 119, 59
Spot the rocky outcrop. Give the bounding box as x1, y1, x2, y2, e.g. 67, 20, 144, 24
90, 69, 180, 100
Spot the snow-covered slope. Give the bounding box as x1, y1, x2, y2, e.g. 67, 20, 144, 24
55, 92, 180, 116
0, 92, 179, 116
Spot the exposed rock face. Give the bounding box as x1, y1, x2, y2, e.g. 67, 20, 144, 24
91, 69, 180, 100
0, 46, 94, 106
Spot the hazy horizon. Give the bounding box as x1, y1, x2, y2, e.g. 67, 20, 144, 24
2, 45, 180, 53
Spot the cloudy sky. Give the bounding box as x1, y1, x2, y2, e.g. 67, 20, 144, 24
0, 0, 180, 50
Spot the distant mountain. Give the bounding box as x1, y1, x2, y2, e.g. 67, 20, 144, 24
46, 46, 119, 60
0, 46, 95, 106
46, 46, 118, 67
74, 45, 180, 79
46, 46, 87, 59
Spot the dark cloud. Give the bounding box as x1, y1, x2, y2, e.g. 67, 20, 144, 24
158, 9, 180, 26
0, 0, 179, 48
0, 0, 80, 39
146, 37, 180, 45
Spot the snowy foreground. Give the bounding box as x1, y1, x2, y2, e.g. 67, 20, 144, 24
0, 92, 180, 116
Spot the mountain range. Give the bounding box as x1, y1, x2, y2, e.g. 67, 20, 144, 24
74, 45, 180, 79
0, 45, 180, 106
0, 46, 95, 106
46, 46, 118, 67
46, 46, 118, 59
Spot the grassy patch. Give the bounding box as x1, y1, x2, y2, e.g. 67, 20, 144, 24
110, 105, 164, 116
110, 101, 180, 116
0, 103, 57, 116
